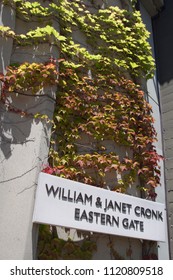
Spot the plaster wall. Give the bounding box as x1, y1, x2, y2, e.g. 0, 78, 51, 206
140, 1, 169, 259
0, 4, 58, 259
0, 1, 15, 98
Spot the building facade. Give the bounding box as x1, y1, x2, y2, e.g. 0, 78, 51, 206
0, 0, 171, 259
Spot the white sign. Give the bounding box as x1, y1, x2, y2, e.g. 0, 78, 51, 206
33, 172, 166, 241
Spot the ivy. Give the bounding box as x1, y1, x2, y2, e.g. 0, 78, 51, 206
37, 225, 96, 260
0, 61, 58, 94
47, 63, 161, 193
17, 25, 66, 45
0, 0, 161, 260
1, 0, 154, 79
16, 1, 51, 20
0, 26, 15, 38
0, 0, 161, 194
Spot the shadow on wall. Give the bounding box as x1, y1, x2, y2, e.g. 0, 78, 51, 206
0, 2, 16, 73
0, 3, 15, 27
0, 93, 54, 160
153, 0, 173, 85
0, 104, 33, 160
